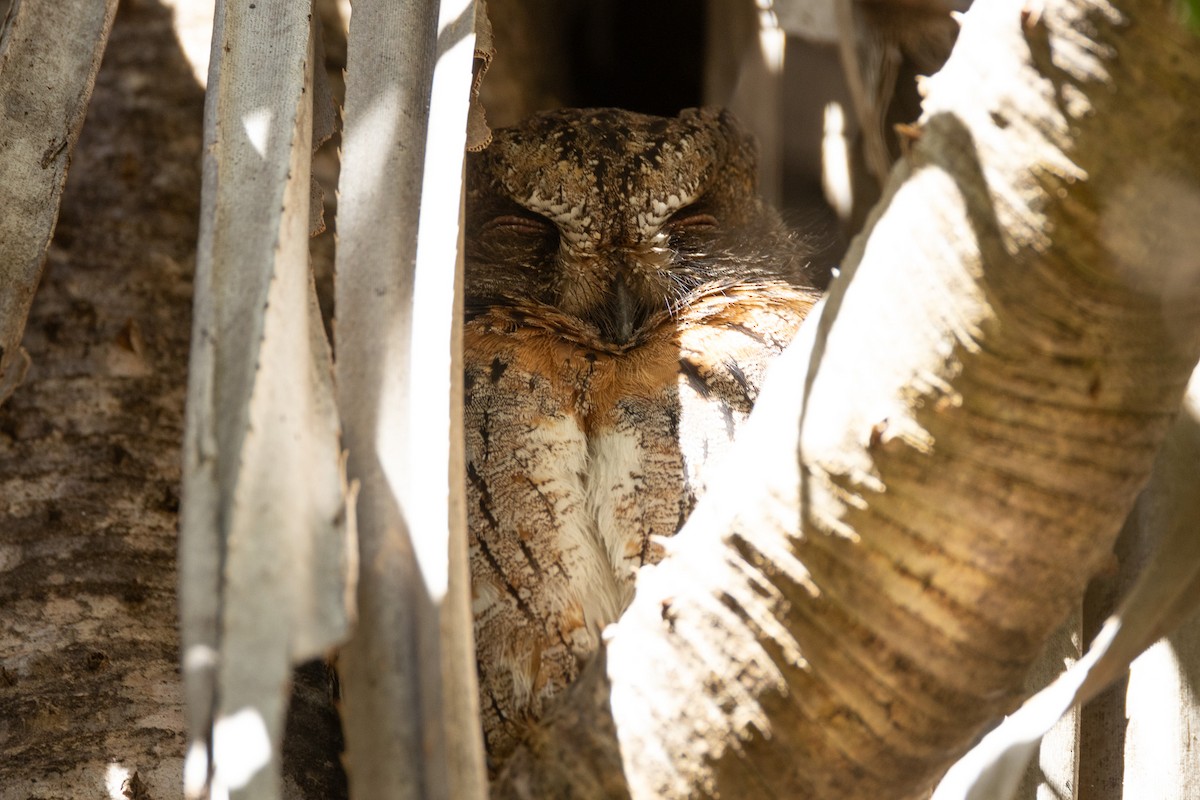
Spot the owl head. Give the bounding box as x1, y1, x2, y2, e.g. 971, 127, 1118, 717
465, 107, 812, 350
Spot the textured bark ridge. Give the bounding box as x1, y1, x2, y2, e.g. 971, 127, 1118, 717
494, 2, 1200, 798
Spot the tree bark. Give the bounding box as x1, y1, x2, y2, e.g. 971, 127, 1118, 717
494, 1, 1200, 797
0, 1, 201, 794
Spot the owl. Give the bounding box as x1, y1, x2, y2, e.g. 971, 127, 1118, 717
464, 107, 821, 765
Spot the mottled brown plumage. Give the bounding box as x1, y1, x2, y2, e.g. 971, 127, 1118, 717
464, 107, 820, 765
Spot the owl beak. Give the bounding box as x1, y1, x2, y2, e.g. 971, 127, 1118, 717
609, 273, 637, 345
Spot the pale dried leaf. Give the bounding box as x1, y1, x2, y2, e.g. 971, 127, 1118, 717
335, 1, 486, 798
0, 0, 117, 404
180, 1, 356, 797
467, 0, 493, 152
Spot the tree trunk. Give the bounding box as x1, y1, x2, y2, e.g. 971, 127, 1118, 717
494, 1, 1200, 797
0, 1, 200, 794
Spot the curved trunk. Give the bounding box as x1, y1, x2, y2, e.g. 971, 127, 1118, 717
494, 1, 1200, 797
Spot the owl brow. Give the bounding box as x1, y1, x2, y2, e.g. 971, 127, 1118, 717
640, 188, 701, 227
